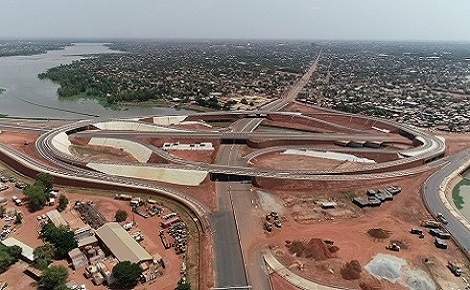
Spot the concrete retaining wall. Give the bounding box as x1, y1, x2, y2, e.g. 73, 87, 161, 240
94, 121, 184, 132
152, 116, 187, 126
86, 163, 208, 186
51, 132, 72, 156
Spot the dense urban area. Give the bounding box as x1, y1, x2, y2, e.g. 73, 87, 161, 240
306, 42, 470, 132
38, 41, 319, 109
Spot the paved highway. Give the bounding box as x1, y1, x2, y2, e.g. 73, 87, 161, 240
423, 150, 470, 254
75, 130, 407, 142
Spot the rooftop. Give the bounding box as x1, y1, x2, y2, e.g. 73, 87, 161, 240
95, 222, 152, 264
46, 209, 68, 228
1, 237, 34, 262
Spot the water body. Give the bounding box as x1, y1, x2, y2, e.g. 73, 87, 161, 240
0, 43, 193, 119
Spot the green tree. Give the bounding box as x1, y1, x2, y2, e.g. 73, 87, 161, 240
175, 277, 191, 290
34, 244, 55, 269
0, 205, 5, 218
112, 261, 142, 287
41, 223, 77, 259
57, 194, 69, 212
0, 250, 15, 273
14, 213, 22, 224
114, 209, 128, 222
0, 245, 20, 273
40, 265, 69, 290
6, 246, 22, 260
23, 184, 47, 212
36, 172, 54, 191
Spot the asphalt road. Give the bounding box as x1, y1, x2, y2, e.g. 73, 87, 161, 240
423, 149, 470, 254
209, 55, 324, 290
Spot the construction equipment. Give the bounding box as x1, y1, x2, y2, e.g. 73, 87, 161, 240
410, 229, 423, 235
447, 261, 462, 277
265, 222, 272, 232
386, 243, 400, 252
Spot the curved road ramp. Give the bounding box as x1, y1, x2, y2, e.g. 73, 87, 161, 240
86, 162, 208, 186
263, 250, 348, 290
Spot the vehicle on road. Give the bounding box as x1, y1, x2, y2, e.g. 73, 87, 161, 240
436, 213, 448, 225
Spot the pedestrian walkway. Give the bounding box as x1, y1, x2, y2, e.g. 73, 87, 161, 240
439, 158, 470, 231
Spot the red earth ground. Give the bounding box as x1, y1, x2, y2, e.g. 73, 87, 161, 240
246, 169, 469, 289
0, 183, 196, 290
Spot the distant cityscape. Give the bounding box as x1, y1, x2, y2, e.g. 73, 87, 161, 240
305, 42, 470, 132
2, 40, 470, 132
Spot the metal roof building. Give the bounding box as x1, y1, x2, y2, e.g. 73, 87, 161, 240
46, 209, 68, 228
95, 222, 152, 264
1, 237, 34, 262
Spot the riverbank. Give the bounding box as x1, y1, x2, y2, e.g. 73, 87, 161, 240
0, 43, 195, 118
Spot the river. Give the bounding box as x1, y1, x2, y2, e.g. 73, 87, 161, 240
0, 43, 193, 119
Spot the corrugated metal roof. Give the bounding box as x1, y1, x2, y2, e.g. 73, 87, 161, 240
46, 209, 68, 228
95, 222, 152, 264
77, 235, 98, 248
1, 237, 34, 262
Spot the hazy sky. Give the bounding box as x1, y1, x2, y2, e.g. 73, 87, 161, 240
1, 0, 470, 41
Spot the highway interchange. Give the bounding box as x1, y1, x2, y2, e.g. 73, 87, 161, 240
1, 51, 469, 290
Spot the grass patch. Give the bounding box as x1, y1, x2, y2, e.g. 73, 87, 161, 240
0, 87, 5, 95
452, 179, 470, 209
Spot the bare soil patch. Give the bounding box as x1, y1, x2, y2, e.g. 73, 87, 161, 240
437, 132, 470, 155
250, 151, 365, 171
341, 260, 362, 280
167, 149, 216, 164
367, 228, 392, 240
247, 171, 469, 289
286, 238, 335, 261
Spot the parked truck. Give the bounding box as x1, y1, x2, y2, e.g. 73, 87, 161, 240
447, 261, 462, 276
115, 194, 133, 200
421, 220, 441, 228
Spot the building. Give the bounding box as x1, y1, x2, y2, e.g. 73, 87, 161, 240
46, 209, 68, 228
95, 222, 152, 265
1, 237, 34, 262
68, 248, 88, 270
